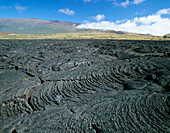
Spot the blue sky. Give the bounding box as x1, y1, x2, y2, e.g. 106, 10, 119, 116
0, 0, 170, 35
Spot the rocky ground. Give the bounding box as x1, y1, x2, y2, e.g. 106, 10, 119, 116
0, 39, 169, 133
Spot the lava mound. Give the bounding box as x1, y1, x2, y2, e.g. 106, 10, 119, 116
0, 39, 170, 132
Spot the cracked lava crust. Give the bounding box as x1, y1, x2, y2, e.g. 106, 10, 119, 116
0, 39, 170, 132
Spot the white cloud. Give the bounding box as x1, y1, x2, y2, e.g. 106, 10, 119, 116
116, 19, 128, 23
15, 5, 27, 13
84, 0, 99, 2
77, 8, 170, 36
120, 0, 129, 7
156, 8, 170, 15
58, 8, 75, 15
112, 0, 145, 7
92, 14, 105, 21
112, 0, 119, 6
133, 0, 145, 5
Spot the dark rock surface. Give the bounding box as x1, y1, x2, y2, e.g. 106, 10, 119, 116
0, 39, 170, 132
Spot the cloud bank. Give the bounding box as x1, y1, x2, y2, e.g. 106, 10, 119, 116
58, 8, 75, 15
77, 8, 170, 36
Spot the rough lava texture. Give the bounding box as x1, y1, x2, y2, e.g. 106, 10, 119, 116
0, 39, 170, 133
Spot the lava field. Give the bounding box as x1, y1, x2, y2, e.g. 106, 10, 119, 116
0, 39, 170, 132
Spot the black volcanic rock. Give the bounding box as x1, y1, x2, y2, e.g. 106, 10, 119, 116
123, 80, 149, 90
0, 39, 170, 132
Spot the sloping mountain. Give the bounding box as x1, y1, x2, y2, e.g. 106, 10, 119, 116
0, 32, 11, 35
163, 33, 170, 38
0, 18, 168, 40
0, 18, 80, 34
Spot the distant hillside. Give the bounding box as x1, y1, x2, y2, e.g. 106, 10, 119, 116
0, 32, 11, 35
163, 33, 170, 38
0, 18, 80, 34
0, 18, 168, 40
0, 18, 130, 35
